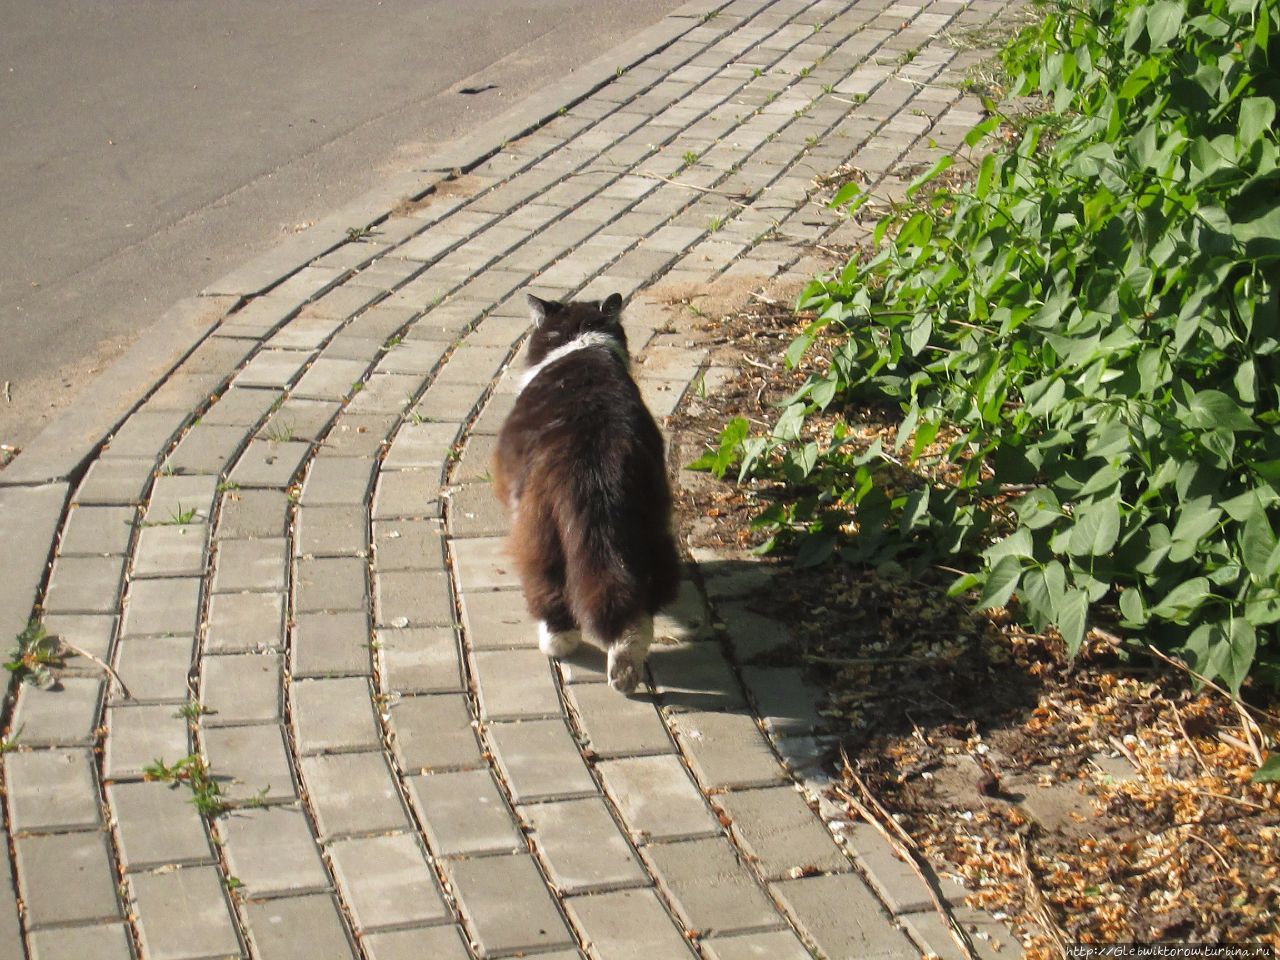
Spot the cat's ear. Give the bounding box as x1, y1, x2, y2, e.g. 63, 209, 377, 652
600, 293, 624, 318
527, 294, 550, 327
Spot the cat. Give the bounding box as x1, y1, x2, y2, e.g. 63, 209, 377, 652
492, 292, 680, 694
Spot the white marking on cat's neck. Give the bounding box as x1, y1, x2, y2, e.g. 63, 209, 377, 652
518, 331, 629, 393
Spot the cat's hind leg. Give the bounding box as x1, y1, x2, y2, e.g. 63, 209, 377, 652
537, 597, 582, 658
606, 616, 653, 694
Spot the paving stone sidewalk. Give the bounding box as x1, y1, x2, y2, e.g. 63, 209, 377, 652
0, 1, 1028, 957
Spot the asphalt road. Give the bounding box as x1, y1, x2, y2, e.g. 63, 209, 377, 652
0, 0, 686, 455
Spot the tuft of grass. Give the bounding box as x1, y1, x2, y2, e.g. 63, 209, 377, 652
346, 225, 373, 242
682, 150, 700, 168
144, 755, 228, 816
174, 700, 215, 722
707, 216, 725, 233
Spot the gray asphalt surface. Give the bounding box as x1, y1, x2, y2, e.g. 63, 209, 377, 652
0, 0, 685, 453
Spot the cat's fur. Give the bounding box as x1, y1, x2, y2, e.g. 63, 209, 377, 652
492, 292, 680, 693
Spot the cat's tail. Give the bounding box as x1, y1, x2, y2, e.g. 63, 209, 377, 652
556, 464, 678, 645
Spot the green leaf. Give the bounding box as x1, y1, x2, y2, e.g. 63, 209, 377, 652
978, 555, 1023, 611
1150, 577, 1211, 623
1057, 588, 1089, 658
1241, 499, 1279, 578
1238, 97, 1276, 148
1146, 1, 1185, 48
687, 417, 749, 479
1252, 754, 1280, 783
1067, 499, 1122, 557
1186, 389, 1257, 432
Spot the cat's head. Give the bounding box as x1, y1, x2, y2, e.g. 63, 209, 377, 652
525, 292, 629, 366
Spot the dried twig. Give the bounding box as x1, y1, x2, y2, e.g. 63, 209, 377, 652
2, 381, 10, 403
1168, 701, 1211, 777
58, 640, 132, 700
629, 171, 751, 207
1107, 735, 1143, 773
1012, 831, 1070, 959
1185, 830, 1232, 873
1144, 642, 1280, 725
1235, 701, 1265, 767
839, 758, 981, 960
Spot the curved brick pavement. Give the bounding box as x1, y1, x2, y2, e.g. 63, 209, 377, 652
0, 1, 1027, 958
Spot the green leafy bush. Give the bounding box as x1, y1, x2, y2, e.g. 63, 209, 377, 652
700, 0, 1280, 692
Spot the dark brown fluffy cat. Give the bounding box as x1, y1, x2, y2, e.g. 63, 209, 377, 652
492, 293, 679, 694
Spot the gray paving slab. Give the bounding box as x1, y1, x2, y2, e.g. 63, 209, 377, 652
383, 420, 460, 469
702, 929, 815, 960
642, 835, 782, 936
201, 652, 282, 722
388, 694, 483, 772
73, 457, 153, 506
43, 554, 126, 615
648, 641, 748, 714
669, 710, 787, 790
146, 474, 218, 524
291, 677, 381, 754
713, 785, 849, 881
459, 590, 539, 649
113, 634, 195, 702
58, 504, 137, 557
165, 423, 251, 475
213, 536, 289, 592
43, 613, 116, 665
200, 723, 296, 802
0, 831, 19, 959
15, 830, 121, 927
300, 750, 410, 839
28, 922, 135, 960
296, 503, 368, 557
221, 804, 330, 896
451, 535, 522, 591
108, 780, 214, 869
215, 488, 290, 539
565, 888, 696, 960
597, 754, 719, 842
121, 576, 202, 638
4, 748, 100, 833
567, 684, 673, 757
229, 438, 312, 488
448, 488, 501, 542
244, 894, 356, 960
328, 832, 449, 930
104, 704, 190, 779
372, 468, 442, 520
372, 518, 446, 570
376, 626, 464, 693
362, 925, 471, 960
292, 610, 373, 677
11, 677, 103, 747
295, 556, 369, 614
447, 853, 575, 958
205, 590, 285, 653
373, 568, 453, 627
301, 455, 375, 506
405, 769, 523, 857
261, 397, 342, 442
771, 873, 918, 960
321, 413, 398, 456
523, 796, 646, 895
131, 521, 208, 578
487, 718, 597, 803
129, 865, 243, 960
472, 647, 562, 720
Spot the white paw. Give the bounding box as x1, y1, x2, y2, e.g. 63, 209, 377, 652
607, 651, 643, 694
538, 622, 582, 657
